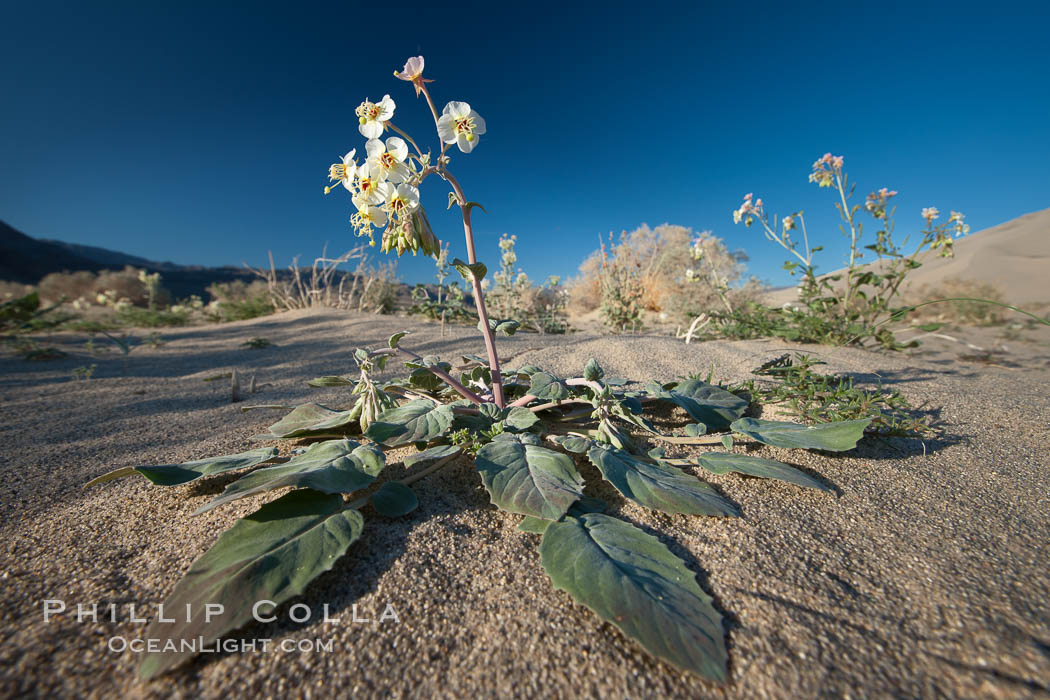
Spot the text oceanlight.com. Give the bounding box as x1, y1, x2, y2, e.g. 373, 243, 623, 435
42, 599, 400, 654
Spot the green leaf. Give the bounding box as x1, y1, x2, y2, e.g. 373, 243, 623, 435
587, 444, 738, 517
197, 439, 384, 513
267, 403, 359, 438
539, 513, 728, 682
388, 331, 408, 348
583, 358, 605, 382
364, 400, 454, 446
517, 496, 607, 533
697, 452, 829, 491
684, 423, 707, 437
548, 435, 592, 454
505, 406, 540, 431
475, 436, 585, 519
403, 444, 461, 468
730, 417, 871, 451
452, 257, 487, 283
480, 318, 520, 336
720, 435, 734, 450
463, 200, 488, 215
371, 482, 419, 517
138, 489, 363, 680
528, 371, 570, 401
408, 367, 445, 393
646, 380, 748, 431
306, 376, 355, 387
85, 448, 278, 488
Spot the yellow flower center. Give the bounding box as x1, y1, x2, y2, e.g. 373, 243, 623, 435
379, 152, 396, 169
329, 164, 350, 181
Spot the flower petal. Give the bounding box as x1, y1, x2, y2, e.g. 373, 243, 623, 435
361, 121, 383, 139
437, 115, 456, 144
469, 111, 487, 135
456, 132, 476, 153
386, 137, 408, 162
445, 101, 470, 119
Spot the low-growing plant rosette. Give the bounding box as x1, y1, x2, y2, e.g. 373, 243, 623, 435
88, 57, 879, 685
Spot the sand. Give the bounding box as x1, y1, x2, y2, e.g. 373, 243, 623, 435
1, 308, 1049, 698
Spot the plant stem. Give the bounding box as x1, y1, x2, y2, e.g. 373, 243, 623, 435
439, 168, 506, 408
371, 347, 483, 404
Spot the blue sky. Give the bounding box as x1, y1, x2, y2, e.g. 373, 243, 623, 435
2, 1, 1048, 288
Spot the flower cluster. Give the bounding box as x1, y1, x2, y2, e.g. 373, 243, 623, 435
732, 193, 763, 226
324, 57, 486, 258
864, 187, 898, 219
809, 153, 844, 188
920, 206, 940, 224
949, 210, 970, 237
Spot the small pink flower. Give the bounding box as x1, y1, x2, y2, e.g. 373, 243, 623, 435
921, 207, 940, 223
755, 198, 763, 207
831, 155, 844, 169
394, 55, 433, 96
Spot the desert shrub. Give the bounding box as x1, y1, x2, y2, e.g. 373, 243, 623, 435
597, 232, 645, 332
206, 280, 275, 321
0, 281, 34, 301
248, 247, 399, 314
571, 225, 755, 327
705, 153, 974, 348
486, 234, 568, 333
114, 306, 190, 327
357, 260, 400, 313
408, 243, 473, 323
908, 277, 1006, 325
37, 270, 98, 304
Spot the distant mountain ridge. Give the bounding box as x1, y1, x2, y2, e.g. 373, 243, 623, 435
38, 238, 178, 271
0, 219, 263, 299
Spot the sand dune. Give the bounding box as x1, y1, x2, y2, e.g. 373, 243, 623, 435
765, 207, 1050, 308
1, 309, 1048, 697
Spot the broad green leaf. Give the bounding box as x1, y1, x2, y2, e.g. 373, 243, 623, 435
85, 448, 278, 488
697, 452, 829, 491
517, 496, 608, 533
267, 403, 358, 438
452, 257, 487, 283
584, 358, 604, 382
197, 439, 384, 513
479, 403, 503, 422
480, 318, 520, 336
388, 331, 408, 348
647, 380, 748, 431
306, 376, 354, 387
403, 444, 461, 468
371, 482, 418, 517
505, 406, 539, 431
138, 489, 363, 679
364, 400, 454, 446
548, 435, 592, 454
730, 417, 870, 451
475, 436, 585, 520
685, 423, 707, 437
539, 513, 728, 683
587, 444, 738, 517
408, 367, 445, 393
528, 371, 570, 401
